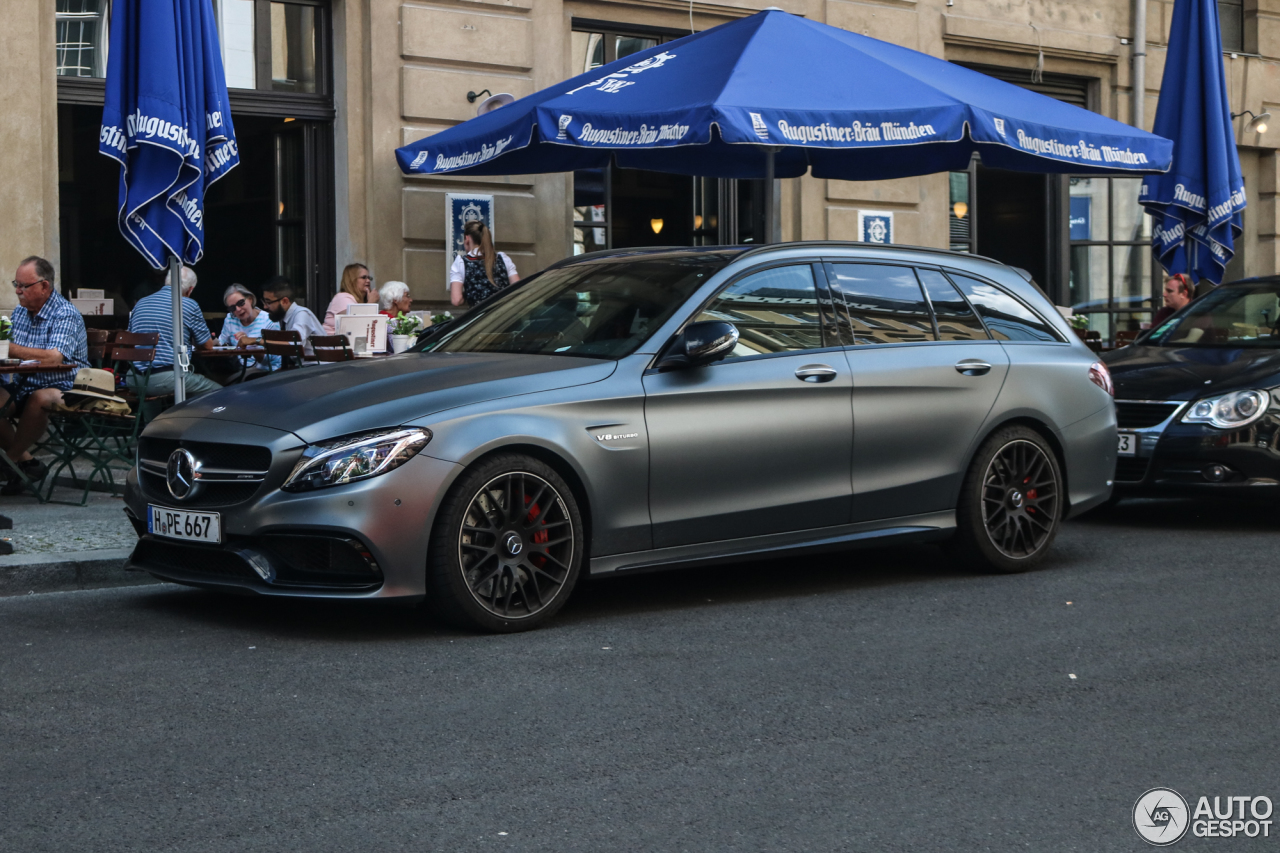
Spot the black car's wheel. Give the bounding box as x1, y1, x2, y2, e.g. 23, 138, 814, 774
949, 426, 1062, 573
427, 454, 584, 632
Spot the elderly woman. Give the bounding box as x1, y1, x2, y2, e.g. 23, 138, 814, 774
323, 263, 378, 334
378, 280, 413, 317
219, 284, 281, 372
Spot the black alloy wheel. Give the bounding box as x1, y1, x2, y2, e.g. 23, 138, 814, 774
428, 454, 583, 632
949, 426, 1062, 573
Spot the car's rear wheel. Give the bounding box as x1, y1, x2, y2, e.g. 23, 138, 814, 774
427, 454, 583, 632
949, 426, 1062, 573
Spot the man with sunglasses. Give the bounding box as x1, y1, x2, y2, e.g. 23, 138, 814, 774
262, 276, 324, 356
125, 264, 221, 397
0, 256, 88, 492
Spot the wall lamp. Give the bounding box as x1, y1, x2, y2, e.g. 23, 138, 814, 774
467, 89, 515, 116
1233, 109, 1271, 134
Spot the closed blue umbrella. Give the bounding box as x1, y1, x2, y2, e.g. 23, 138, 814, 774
99, 0, 239, 401
397, 10, 1171, 192
1141, 0, 1245, 285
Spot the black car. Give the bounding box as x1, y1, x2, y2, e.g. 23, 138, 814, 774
1103, 277, 1280, 496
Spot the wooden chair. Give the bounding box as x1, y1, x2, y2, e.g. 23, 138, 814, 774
86, 328, 112, 367
309, 334, 355, 363
261, 329, 306, 370
1114, 329, 1141, 349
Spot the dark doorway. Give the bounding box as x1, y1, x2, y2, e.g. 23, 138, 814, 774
975, 165, 1049, 288
57, 106, 327, 316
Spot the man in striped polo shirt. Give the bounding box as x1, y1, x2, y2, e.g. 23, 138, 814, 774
126, 265, 221, 397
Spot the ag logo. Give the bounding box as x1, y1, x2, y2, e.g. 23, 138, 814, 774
557, 115, 573, 140
1133, 788, 1190, 846
749, 112, 770, 141
409, 150, 429, 170
993, 117, 1006, 137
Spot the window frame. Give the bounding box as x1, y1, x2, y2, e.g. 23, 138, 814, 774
941, 267, 1069, 344
668, 260, 845, 366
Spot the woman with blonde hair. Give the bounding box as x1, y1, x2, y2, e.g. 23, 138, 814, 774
449, 220, 519, 307
323, 263, 379, 333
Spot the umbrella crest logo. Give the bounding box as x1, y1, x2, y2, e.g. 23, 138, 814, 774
749, 113, 770, 141
557, 115, 574, 140
993, 117, 1006, 137
410, 151, 429, 170
1133, 788, 1190, 846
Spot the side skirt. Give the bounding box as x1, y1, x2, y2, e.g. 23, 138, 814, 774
589, 510, 955, 576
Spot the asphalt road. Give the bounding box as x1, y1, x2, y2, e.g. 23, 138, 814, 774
3, 497, 1278, 852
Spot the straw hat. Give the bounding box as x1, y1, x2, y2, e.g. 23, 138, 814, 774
66, 368, 126, 403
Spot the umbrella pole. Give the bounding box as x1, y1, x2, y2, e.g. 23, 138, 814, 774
763, 146, 776, 244
169, 255, 186, 404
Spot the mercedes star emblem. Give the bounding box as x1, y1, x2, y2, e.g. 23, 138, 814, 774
166, 449, 201, 500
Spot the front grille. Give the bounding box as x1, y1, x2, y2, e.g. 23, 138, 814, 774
140, 470, 263, 508
132, 534, 382, 591
139, 438, 271, 472
1115, 457, 1151, 483
1116, 401, 1182, 429
132, 538, 260, 582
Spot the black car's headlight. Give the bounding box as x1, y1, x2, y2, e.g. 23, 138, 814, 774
1181, 390, 1270, 430
283, 428, 431, 492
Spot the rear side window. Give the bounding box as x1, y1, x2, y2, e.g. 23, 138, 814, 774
827, 263, 934, 345
695, 264, 827, 358
916, 269, 989, 341
946, 273, 1063, 343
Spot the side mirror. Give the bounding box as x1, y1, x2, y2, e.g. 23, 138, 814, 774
656, 321, 739, 370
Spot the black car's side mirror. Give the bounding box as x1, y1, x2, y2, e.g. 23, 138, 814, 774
656, 321, 739, 370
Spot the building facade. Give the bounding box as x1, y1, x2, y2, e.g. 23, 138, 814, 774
3, 0, 1280, 338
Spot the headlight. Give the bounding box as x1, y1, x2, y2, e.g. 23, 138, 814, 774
283, 428, 431, 492
1181, 390, 1270, 429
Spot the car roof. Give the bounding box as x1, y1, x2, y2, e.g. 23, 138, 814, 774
553, 241, 1018, 270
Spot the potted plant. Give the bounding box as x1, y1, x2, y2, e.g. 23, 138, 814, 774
1069, 314, 1090, 340
389, 312, 422, 353
0, 315, 12, 360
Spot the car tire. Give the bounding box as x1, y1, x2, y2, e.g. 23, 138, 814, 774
948, 425, 1062, 574
427, 453, 584, 633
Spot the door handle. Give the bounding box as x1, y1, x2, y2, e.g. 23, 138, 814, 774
955, 360, 992, 376
795, 364, 838, 383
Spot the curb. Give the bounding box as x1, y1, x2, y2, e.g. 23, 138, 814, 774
0, 548, 158, 597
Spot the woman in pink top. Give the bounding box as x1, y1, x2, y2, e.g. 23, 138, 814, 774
323, 263, 379, 333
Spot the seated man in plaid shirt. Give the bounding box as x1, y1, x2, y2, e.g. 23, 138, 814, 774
0, 256, 89, 491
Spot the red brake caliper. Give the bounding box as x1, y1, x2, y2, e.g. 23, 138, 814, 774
1025, 477, 1038, 513
524, 495, 550, 551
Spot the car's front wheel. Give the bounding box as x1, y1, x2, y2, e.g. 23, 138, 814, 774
427, 454, 584, 632
949, 425, 1062, 573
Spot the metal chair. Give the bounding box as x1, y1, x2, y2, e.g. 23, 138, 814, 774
261, 328, 306, 370
309, 335, 355, 363
40, 339, 160, 505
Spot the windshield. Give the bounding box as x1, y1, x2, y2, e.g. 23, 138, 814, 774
1146, 284, 1280, 348
422, 254, 736, 358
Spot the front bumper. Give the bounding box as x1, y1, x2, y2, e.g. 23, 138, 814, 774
124, 451, 463, 599
1114, 407, 1280, 494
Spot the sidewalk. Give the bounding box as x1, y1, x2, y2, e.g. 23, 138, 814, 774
0, 482, 153, 596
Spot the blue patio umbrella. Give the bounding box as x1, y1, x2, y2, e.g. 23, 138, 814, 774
99, 0, 239, 401
1141, 0, 1245, 285
397, 9, 1171, 230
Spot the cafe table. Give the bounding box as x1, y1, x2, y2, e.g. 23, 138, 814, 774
192, 345, 268, 383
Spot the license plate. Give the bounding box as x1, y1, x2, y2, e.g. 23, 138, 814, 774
1117, 432, 1136, 456
147, 505, 221, 543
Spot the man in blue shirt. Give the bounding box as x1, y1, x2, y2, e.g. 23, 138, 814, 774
126, 265, 221, 397
0, 256, 89, 488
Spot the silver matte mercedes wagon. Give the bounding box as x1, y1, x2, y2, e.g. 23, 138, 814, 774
124, 243, 1117, 632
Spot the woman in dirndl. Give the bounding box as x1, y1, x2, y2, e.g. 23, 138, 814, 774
448, 220, 519, 307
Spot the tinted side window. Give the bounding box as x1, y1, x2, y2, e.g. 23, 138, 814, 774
827, 263, 935, 345
695, 265, 826, 358
916, 269, 989, 341
947, 273, 1063, 342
